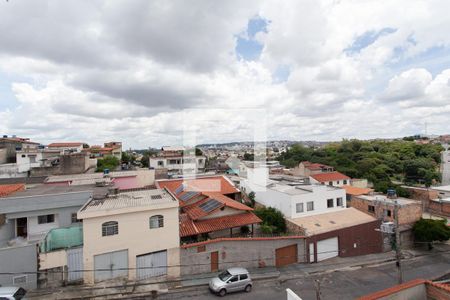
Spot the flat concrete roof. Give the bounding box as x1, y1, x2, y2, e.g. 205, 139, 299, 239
267, 180, 341, 196
431, 185, 450, 192
288, 207, 377, 235
6, 183, 109, 198
354, 194, 419, 206
45, 171, 140, 183
79, 188, 177, 214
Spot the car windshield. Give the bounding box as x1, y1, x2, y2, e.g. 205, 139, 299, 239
218, 270, 232, 282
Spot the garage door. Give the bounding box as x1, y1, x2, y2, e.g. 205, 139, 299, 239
317, 237, 338, 262
136, 250, 167, 280
94, 249, 128, 282
275, 244, 298, 267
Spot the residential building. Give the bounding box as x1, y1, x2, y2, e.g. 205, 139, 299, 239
149, 146, 206, 176
157, 175, 261, 242
358, 278, 450, 300
0, 184, 101, 289
47, 142, 84, 154
16, 148, 60, 173
104, 142, 122, 159
287, 208, 382, 262
309, 171, 351, 187
77, 188, 180, 284
351, 194, 422, 225
431, 184, 450, 199
343, 185, 374, 206
89, 142, 122, 160
242, 174, 347, 219
292, 161, 334, 177
0, 135, 39, 163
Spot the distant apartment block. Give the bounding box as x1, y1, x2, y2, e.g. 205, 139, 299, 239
150, 146, 206, 176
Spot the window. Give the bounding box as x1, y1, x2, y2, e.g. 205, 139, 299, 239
337, 197, 343, 207
29, 155, 36, 163
384, 209, 392, 217
38, 214, 55, 224
327, 199, 334, 208
240, 274, 248, 280
150, 215, 164, 229
198, 159, 203, 164
343, 180, 348, 185
368, 205, 375, 213
71, 213, 82, 223
157, 161, 164, 166
307, 201, 314, 211
336, 181, 340, 185
229, 275, 239, 283
296, 203, 304, 213
328, 181, 333, 186
21, 154, 26, 158
102, 221, 118, 236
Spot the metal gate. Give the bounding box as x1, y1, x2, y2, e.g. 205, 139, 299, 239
67, 247, 83, 282
136, 250, 167, 280
94, 249, 128, 282
317, 237, 339, 261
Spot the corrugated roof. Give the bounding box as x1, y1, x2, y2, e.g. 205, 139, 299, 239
342, 185, 373, 196
310, 171, 350, 182
0, 184, 25, 197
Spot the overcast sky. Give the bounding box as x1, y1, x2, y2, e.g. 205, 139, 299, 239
0, 0, 449, 149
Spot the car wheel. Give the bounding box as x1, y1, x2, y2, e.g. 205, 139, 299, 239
219, 289, 227, 297
245, 285, 252, 292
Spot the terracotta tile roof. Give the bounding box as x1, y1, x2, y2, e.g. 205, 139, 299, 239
310, 171, 350, 182
156, 175, 239, 195
0, 184, 25, 197
357, 279, 426, 300
342, 185, 373, 196
179, 212, 262, 237
203, 192, 253, 211
302, 161, 332, 170
48, 142, 83, 147
183, 197, 223, 220
181, 235, 306, 248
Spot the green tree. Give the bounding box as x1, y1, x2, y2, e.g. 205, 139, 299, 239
254, 207, 286, 234
247, 191, 256, 207
96, 155, 120, 172
195, 147, 203, 156
413, 218, 450, 249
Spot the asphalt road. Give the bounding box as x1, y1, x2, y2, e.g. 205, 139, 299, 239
158, 251, 450, 300
441, 145, 450, 185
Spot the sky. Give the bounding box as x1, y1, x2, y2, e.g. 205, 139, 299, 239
0, 0, 449, 149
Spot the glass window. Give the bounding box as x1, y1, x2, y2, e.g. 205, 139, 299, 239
327, 199, 334, 208
229, 275, 239, 282
328, 181, 333, 186
337, 197, 343, 207
343, 180, 347, 185
296, 203, 304, 213
368, 205, 375, 213
307, 201, 314, 211
150, 215, 164, 229
37, 214, 55, 224
102, 221, 118, 236
240, 274, 248, 280
218, 271, 232, 282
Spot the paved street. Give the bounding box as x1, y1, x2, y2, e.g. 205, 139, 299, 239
441, 145, 450, 185
158, 250, 450, 300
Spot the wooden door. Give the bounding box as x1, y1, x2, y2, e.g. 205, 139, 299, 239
275, 244, 297, 267
211, 251, 219, 272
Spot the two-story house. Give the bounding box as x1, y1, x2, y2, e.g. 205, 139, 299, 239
149, 146, 206, 176
77, 188, 180, 284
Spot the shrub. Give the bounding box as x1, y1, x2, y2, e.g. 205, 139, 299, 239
255, 207, 286, 234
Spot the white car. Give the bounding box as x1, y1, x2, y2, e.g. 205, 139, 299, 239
0, 287, 27, 300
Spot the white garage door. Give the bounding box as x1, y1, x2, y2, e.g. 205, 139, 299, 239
317, 237, 339, 262
94, 249, 128, 282
136, 250, 167, 280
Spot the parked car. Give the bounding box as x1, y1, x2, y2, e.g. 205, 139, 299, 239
0, 287, 27, 300
209, 267, 252, 296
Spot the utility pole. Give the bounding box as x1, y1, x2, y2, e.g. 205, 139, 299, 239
315, 279, 321, 300
394, 199, 403, 284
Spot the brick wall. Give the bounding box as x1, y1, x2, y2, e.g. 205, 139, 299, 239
426, 283, 450, 300
428, 200, 450, 217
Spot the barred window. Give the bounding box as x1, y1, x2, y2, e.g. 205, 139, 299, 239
102, 221, 118, 236
149, 215, 164, 229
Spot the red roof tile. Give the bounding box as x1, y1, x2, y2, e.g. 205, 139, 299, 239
357, 279, 429, 300
203, 192, 253, 211
179, 212, 262, 237
311, 171, 350, 182
0, 184, 25, 197
342, 185, 373, 196
156, 176, 239, 195
302, 161, 332, 170
48, 142, 83, 147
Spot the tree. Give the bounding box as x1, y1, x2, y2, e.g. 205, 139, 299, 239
248, 191, 256, 207
121, 152, 133, 164
254, 207, 286, 234
96, 155, 120, 172
413, 218, 450, 249
243, 153, 254, 161
195, 147, 203, 156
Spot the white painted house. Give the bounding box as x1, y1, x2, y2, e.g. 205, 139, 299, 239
16, 148, 60, 173
149, 146, 206, 176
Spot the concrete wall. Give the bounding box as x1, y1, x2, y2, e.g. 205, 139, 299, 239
428, 199, 450, 217
0, 163, 25, 179
0, 219, 15, 246
377, 284, 426, 300
180, 237, 306, 275
135, 169, 155, 187
0, 243, 38, 290
39, 249, 67, 270
82, 207, 180, 284
30, 154, 89, 177
0, 148, 7, 164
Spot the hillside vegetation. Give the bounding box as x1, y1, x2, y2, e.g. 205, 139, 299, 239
277, 139, 443, 194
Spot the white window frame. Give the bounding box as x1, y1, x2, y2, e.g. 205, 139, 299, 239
296, 203, 304, 213
149, 215, 164, 229
102, 221, 119, 236
307, 201, 314, 211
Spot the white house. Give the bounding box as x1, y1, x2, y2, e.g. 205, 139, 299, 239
47, 142, 84, 154
242, 173, 346, 219
309, 171, 350, 187
78, 188, 180, 284
16, 148, 60, 173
